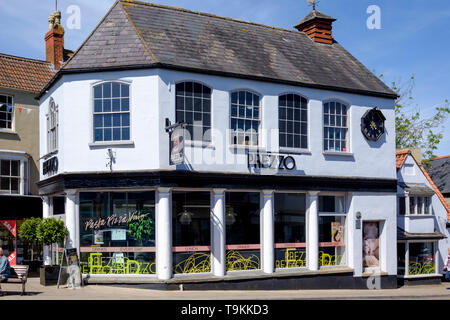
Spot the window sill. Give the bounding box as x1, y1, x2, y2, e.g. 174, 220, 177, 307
89, 141, 135, 148
229, 144, 266, 152
323, 151, 354, 157
399, 274, 441, 279
403, 214, 433, 218
185, 140, 215, 149
0, 129, 17, 135
279, 147, 311, 155
41, 150, 58, 160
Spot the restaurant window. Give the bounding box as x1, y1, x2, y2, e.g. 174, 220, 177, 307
279, 94, 308, 150
0, 160, 20, 194
319, 195, 346, 267
274, 193, 306, 269
79, 192, 156, 275
93, 82, 131, 142
176, 81, 211, 142
47, 97, 58, 153
323, 101, 348, 152
230, 90, 260, 146
0, 94, 13, 130
408, 242, 436, 275
225, 192, 260, 271
172, 191, 211, 274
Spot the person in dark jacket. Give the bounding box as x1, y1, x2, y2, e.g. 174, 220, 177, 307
0, 247, 11, 296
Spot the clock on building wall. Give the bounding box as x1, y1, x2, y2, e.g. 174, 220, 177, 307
361, 107, 386, 142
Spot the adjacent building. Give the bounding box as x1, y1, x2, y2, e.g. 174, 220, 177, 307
426, 155, 450, 208
37, 0, 400, 289
396, 150, 450, 285
0, 53, 55, 266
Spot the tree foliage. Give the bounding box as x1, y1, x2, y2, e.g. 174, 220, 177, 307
390, 75, 450, 159
18, 217, 42, 243
36, 218, 68, 246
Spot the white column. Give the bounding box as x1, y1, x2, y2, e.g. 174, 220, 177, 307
261, 190, 274, 274
405, 193, 410, 215
307, 191, 320, 271
65, 192, 78, 249
211, 189, 226, 277
156, 188, 172, 280
42, 196, 51, 265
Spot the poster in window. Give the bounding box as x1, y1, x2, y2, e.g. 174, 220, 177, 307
331, 222, 344, 244
363, 222, 380, 268
94, 230, 104, 245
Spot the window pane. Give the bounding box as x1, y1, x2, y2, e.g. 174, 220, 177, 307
122, 128, 130, 141
94, 100, 102, 113
121, 84, 129, 97
103, 83, 111, 98
103, 100, 111, 113
409, 242, 435, 275
113, 114, 121, 127
172, 191, 211, 274
112, 99, 121, 112
112, 83, 121, 98
275, 193, 307, 269
1, 177, 10, 191
10, 178, 19, 194
226, 192, 260, 271
319, 216, 346, 266
10, 161, 19, 177
113, 128, 121, 140
122, 113, 130, 127
94, 129, 103, 141
104, 128, 112, 141
104, 114, 112, 127
94, 85, 102, 99
1, 160, 10, 176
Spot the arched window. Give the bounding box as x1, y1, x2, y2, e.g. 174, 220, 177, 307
47, 97, 58, 153
176, 81, 211, 142
323, 101, 348, 152
93, 82, 130, 142
230, 90, 260, 146
279, 94, 308, 149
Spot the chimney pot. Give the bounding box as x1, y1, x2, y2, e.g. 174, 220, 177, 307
45, 11, 65, 70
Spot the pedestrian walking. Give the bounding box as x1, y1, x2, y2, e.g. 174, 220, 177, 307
444, 248, 450, 282
0, 248, 11, 296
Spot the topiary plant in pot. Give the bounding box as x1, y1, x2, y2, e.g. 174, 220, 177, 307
18, 217, 42, 262
37, 218, 68, 286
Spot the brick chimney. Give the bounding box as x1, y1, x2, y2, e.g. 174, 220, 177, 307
294, 10, 336, 44
45, 11, 65, 70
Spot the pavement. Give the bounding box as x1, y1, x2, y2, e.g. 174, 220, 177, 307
0, 277, 449, 300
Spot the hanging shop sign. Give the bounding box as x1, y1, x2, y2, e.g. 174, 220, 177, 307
1, 220, 16, 237
43, 156, 59, 175
165, 119, 187, 166
248, 152, 296, 171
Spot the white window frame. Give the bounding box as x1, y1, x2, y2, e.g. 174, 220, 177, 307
0, 152, 29, 195
229, 89, 261, 148
278, 93, 309, 151
408, 195, 432, 215
322, 100, 351, 155
91, 80, 132, 145
0, 94, 14, 132
400, 240, 439, 278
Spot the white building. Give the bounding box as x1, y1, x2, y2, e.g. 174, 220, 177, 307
37, 1, 400, 289
396, 150, 449, 285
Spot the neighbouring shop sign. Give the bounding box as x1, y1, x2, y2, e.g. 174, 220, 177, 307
1, 220, 16, 237
43, 156, 58, 175
8, 250, 16, 266
248, 152, 296, 171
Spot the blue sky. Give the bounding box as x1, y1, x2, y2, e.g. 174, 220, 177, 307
1, 0, 449, 157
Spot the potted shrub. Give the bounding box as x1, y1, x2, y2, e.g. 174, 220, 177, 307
18, 217, 43, 273
37, 218, 68, 286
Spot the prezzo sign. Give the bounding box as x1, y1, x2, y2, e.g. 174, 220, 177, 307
248, 152, 296, 171
43, 157, 58, 175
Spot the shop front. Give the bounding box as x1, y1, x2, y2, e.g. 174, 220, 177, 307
38, 171, 398, 289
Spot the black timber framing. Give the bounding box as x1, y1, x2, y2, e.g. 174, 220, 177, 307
38, 171, 397, 196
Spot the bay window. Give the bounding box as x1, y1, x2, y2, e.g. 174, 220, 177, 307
0, 159, 20, 194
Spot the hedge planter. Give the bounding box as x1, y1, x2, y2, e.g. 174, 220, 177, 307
40, 266, 60, 286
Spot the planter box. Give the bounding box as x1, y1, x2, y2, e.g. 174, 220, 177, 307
40, 266, 60, 286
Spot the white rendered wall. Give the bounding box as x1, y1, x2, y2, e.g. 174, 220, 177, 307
40, 68, 396, 181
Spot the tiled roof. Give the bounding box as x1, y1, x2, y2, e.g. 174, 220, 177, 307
426, 155, 450, 194
57, 0, 397, 99
396, 149, 409, 171
397, 150, 450, 218
0, 53, 55, 94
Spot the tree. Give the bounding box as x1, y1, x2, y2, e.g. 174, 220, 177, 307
36, 218, 68, 266
18, 217, 42, 261
390, 75, 450, 159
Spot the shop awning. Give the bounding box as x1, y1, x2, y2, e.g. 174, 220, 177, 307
397, 227, 446, 241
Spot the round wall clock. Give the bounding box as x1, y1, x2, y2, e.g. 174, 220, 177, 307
361, 107, 386, 142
